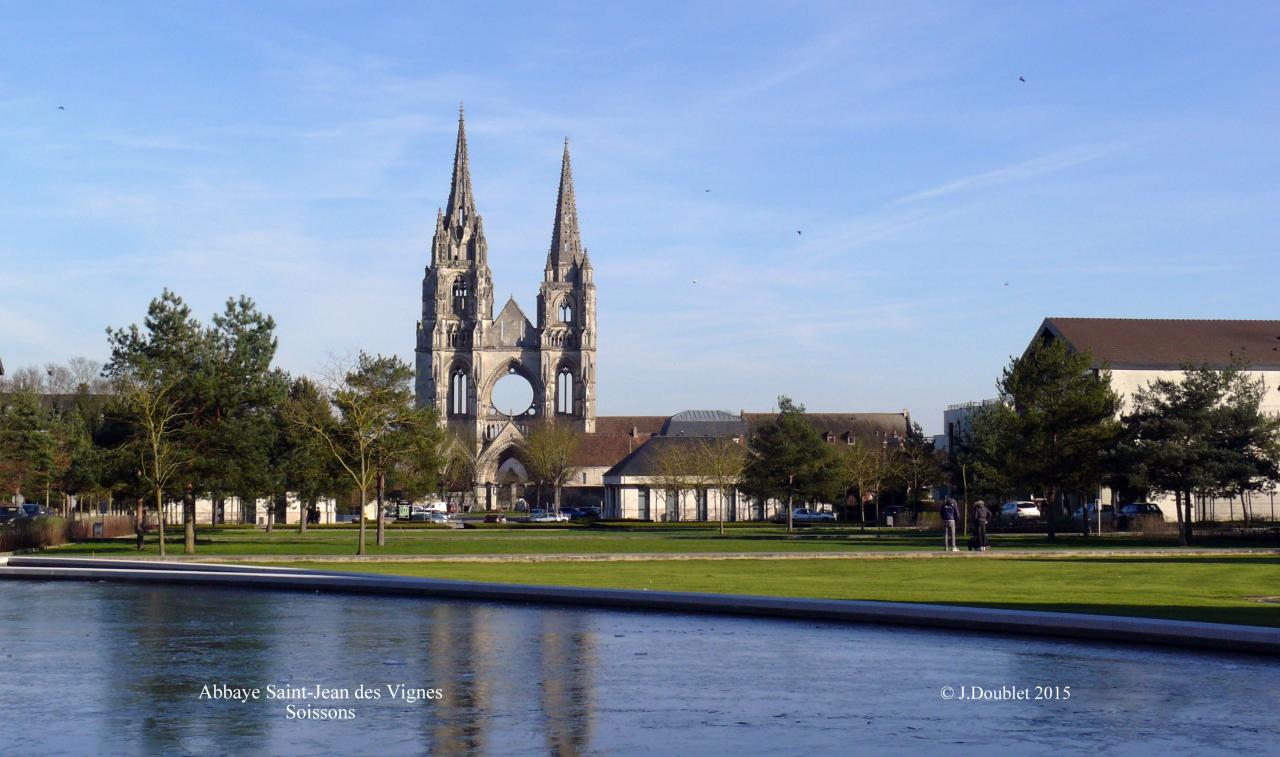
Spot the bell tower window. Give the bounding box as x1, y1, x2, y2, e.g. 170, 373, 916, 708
556, 367, 575, 415
559, 300, 573, 324
450, 370, 469, 416
452, 279, 469, 315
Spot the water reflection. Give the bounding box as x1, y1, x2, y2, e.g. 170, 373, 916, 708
1, 582, 1277, 756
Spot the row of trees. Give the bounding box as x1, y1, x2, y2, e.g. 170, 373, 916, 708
741, 398, 944, 532
1, 289, 609, 556
956, 339, 1280, 544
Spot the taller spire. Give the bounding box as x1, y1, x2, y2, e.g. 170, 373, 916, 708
445, 103, 475, 226
548, 137, 582, 268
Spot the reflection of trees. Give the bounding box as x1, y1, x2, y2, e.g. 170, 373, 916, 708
102, 585, 282, 753
423, 603, 490, 754
539, 611, 594, 756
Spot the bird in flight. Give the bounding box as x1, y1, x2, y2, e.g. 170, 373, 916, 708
57, 105, 65, 110
705, 189, 711, 193
1018, 76, 1026, 83
692, 279, 698, 284
1003, 282, 1009, 286
796, 230, 802, 236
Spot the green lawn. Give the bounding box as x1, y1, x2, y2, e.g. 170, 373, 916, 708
275, 555, 1280, 627
43, 524, 1279, 558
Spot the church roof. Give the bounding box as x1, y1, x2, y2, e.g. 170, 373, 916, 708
602, 435, 708, 478
1038, 317, 1280, 370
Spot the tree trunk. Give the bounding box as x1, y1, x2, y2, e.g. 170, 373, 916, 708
1046, 489, 1057, 541
554, 484, 562, 514
155, 486, 166, 557
357, 489, 367, 556
299, 496, 309, 534
1184, 489, 1194, 546
134, 497, 145, 551
183, 486, 196, 554
786, 491, 794, 534
1174, 490, 1187, 546
376, 470, 386, 547
719, 489, 725, 536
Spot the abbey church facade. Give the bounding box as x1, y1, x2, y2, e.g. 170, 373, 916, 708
416, 109, 908, 513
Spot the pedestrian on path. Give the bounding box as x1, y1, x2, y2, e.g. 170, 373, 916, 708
941, 498, 959, 552
973, 500, 992, 551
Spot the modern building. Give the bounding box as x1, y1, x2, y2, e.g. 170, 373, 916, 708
1032, 317, 1280, 521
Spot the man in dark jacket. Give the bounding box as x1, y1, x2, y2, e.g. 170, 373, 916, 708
940, 498, 959, 552
973, 500, 992, 551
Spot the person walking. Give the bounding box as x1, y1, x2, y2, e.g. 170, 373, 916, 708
941, 498, 959, 552
973, 500, 992, 551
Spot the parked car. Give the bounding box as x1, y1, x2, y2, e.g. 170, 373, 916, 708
483, 513, 508, 523
427, 512, 452, 524
792, 508, 836, 523
999, 501, 1041, 525
1070, 503, 1113, 524
529, 509, 570, 522
0, 506, 22, 525
1114, 503, 1164, 531
564, 507, 601, 521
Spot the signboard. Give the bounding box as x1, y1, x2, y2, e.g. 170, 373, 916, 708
98, 502, 108, 515
397, 504, 411, 520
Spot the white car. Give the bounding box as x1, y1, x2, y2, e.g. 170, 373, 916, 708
529, 509, 570, 522
792, 508, 836, 523
999, 501, 1041, 522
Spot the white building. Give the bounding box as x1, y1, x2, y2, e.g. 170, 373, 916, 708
1032, 317, 1280, 522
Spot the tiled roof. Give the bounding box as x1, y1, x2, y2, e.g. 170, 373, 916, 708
603, 435, 709, 478
593, 415, 667, 437
1040, 318, 1280, 370
742, 412, 907, 444
573, 433, 645, 468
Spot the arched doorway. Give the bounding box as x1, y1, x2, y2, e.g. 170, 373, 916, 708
493, 449, 530, 511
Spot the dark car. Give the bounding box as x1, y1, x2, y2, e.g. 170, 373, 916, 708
483, 513, 508, 523
0, 506, 21, 525
566, 507, 600, 521
18, 504, 53, 519
1115, 503, 1165, 531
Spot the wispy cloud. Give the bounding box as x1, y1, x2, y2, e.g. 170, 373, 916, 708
895, 145, 1116, 204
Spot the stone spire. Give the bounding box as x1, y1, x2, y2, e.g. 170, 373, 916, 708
548, 138, 582, 269
444, 104, 475, 228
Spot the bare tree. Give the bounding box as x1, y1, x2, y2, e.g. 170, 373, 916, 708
651, 441, 697, 522
117, 372, 191, 558
521, 423, 582, 513
695, 437, 747, 534
442, 433, 482, 511
286, 353, 418, 556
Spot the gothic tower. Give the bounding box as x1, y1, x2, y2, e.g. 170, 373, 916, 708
536, 139, 597, 432
415, 107, 494, 421
415, 112, 597, 449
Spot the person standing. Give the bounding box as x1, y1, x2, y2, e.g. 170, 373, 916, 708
973, 500, 992, 551
941, 498, 959, 552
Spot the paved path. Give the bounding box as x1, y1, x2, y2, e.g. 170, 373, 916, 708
2, 556, 1277, 656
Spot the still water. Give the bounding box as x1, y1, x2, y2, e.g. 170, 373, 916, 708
0, 581, 1277, 756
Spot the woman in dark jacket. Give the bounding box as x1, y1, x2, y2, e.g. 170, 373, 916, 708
973, 500, 992, 551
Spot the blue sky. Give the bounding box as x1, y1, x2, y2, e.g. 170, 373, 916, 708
2, 2, 1278, 433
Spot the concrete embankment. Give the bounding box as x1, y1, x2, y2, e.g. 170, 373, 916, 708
2, 556, 1277, 656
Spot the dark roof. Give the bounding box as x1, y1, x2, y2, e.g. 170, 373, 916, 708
603, 436, 710, 478
573, 433, 646, 468
742, 412, 907, 445
568, 416, 667, 470
1039, 318, 1280, 370
661, 409, 746, 438
593, 415, 667, 437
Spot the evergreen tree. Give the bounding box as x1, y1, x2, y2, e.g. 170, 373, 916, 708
742, 397, 834, 533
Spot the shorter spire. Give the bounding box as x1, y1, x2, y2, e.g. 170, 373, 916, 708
444, 104, 475, 223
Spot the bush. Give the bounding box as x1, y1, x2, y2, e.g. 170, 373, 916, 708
0, 515, 135, 553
